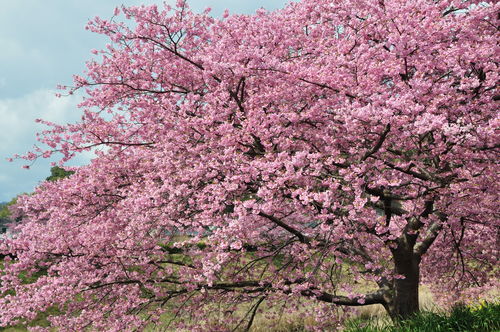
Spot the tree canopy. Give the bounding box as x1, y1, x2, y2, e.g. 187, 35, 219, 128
1, 0, 498, 331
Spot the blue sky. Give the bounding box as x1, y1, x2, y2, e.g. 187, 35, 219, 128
0, 0, 292, 202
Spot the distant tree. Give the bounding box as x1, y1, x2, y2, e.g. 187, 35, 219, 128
0, 166, 72, 219
1, 1, 498, 331
0, 197, 17, 219
45, 166, 75, 182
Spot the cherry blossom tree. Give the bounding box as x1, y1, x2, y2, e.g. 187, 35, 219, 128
1, 0, 498, 330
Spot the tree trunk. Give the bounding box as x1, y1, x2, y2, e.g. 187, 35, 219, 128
384, 249, 421, 320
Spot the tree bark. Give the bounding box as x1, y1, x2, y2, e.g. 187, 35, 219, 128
385, 247, 421, 320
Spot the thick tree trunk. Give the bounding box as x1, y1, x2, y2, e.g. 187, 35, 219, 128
384, 249, 421, 320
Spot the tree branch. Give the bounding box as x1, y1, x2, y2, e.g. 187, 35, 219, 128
362, 124, 391, 161
303, 288, 386, 306
383, 161, 435, 182
258, 212, 310, 244
244, 296, 266, 332
414, 218, 444, 258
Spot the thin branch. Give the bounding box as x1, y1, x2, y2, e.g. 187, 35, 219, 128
245, 296, 266, 332
134, 36, 205, 71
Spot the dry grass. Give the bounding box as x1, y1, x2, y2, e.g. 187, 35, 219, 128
355, 285, 436, 320
246, 301, 321, 332
143, 285, 437, 331
348, 285, 436, 329
234, 286, 436, 332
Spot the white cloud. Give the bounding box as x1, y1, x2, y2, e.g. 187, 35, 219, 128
0, 0, 293, 201
0, 90, 79, 146
0, 90, 84, 201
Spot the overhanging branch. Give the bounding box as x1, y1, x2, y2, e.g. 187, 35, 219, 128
311, 289, 386, 306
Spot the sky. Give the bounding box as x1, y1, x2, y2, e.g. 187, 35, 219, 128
0, 0, 293, 202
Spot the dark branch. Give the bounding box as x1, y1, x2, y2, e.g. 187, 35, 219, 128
302, 288, 386, 306
258, 212, 310, 244
244, 296, 266, 332
362, 124, 391, 161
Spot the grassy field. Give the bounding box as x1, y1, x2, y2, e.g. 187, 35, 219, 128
1, 298, 499, 331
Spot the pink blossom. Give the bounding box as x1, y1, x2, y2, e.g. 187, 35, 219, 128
2, 0, 499, 330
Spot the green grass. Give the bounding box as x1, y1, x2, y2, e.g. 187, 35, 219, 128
344, 301, 500, 332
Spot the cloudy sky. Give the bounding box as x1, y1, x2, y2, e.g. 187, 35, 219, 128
0, 0, 293, 202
